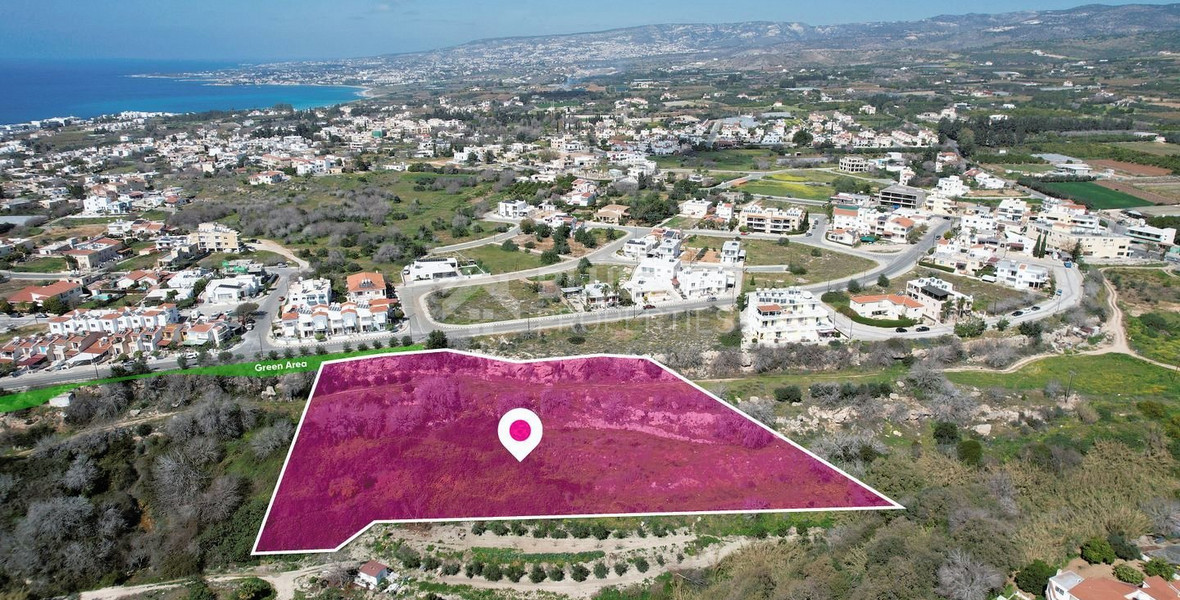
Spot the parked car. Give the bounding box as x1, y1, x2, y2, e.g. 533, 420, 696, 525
643, 304, 656, 310
1012, 310, 1024, 316
1030, 305, 1041, 311
916, 326, 930, 332
895, 327, 908, 333
707, 296, 718, 302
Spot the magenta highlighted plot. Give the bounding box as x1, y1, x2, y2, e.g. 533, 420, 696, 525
253, 350, 899, 554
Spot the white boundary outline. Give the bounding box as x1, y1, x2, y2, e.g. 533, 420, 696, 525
251, 349, 904, 555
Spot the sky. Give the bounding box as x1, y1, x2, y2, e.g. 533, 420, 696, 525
0, 0, 1174, 62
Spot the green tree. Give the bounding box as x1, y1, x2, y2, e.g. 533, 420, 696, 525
1016, 560, 1057, 595
176, 354, 190, 370
42, 295, 68, 315
1081, 537, 1117, 564
792, 130, 813, 147
501, 239, 518, 252
425, 330, 449, 349
528, 563, 547, 583
847, 279, 862, 294
877, 274, 890, 288
540, 249, 561, 265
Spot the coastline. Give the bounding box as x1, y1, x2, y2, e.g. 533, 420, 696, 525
0, 72, 371, 128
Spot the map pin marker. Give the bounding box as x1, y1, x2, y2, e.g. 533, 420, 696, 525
498, 408, 543, 462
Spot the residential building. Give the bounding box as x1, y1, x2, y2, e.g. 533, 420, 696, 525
1033, 224, 1131, 260
204, 274, 264, 303
279, 299, 395, 339
581, 281, 619, 309
286, 278, 332, 306
849, 294, 924, 321
46, 305, 179, 336
741, 288, 835, 346
1126, 224, 1177, 246
720, 240, 746, 265
878, 184, 927, 209
996, 199, 1029, 223
739, 203, 805, 235
623, 257, 680, 303
7, 281, 85, 307
839, 156, 870, 173
995, 259, 1049, 289
63, 237, 124, 271
188, 222, 241, 253
905, 277, 974, 322
347, 272, 388, 303
595, 203, 629, 225
403, 258, 461, 282
496, 200, 533, 219
357, 561, 391, 591
679, 199, 711, 218
1047, 570, 1180, 600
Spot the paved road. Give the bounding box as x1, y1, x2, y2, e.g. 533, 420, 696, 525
401, 218, 955, 342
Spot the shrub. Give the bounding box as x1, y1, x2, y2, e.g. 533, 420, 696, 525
847, 279, 862, 293
954, 318, 987, 338
635, 557, 650, 573
593, 562, 608, 579
1081, 537, 1117, 564
234, 578, 275, 600
1114, 564, 1145, 585
401, 335, 413, 347
547, 565, 565, 581
933, 422, 961, 446
529, 563, 547, 583
504, 564, 525, 582
483, 563, 503, 581
1144, 558, 1175, 579
614, 562, 629, 576
471, 522, 487, 535
957, 439, 982, 466
1107, 534, 1141, 561
1015, 560, 1056, 594
571, 564, 590, 581
774, 385, 803, 403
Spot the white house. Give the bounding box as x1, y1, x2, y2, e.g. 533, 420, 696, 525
402, 258, 461, 282
286, 277, 332, 306
995, 259, 1049, 289
741, 288, 835, 347
720, 240, 745, 265
679, 199, 712, 218
849, 294, 924, 321
204, 274, 264, 303
497, 200, 533, 219
357, 561, 391, 590
624, 257, 680, 303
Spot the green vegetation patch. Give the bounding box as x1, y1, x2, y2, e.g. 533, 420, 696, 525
947, 353, 1180, 401
1039, 181, 1152, 210
0, 345, 425, 413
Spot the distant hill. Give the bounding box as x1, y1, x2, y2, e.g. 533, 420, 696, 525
229, 4, 1180, 83
370, 4, 1180, 69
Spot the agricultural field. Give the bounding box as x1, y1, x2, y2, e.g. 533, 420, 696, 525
427, 279, 572, 325
1112, 141, 1180, 157
1039, 181, 1152, 209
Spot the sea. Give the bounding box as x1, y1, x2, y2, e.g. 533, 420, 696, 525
0, 59, 363, 126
